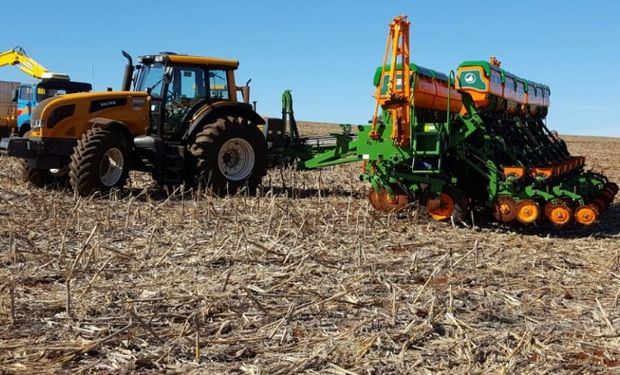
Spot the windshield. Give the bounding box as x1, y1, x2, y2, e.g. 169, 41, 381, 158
36, 87, 67, 101
35, 83, 91, 102
136, 63, 165, 97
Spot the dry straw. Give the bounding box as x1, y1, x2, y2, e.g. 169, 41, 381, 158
0, 129, 619, 374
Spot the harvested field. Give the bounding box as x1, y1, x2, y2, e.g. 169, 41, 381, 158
0, 128, 619, 374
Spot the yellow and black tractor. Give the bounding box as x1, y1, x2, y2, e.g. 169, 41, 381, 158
0, 51, 267, 196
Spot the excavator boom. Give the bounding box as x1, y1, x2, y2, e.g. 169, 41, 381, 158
0, 46, 69, 80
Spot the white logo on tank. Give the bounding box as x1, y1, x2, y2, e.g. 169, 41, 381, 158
464, 73, 477, 84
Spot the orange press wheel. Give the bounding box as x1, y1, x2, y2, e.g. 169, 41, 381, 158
591, 197, 609, 212
446, 187, 470, 222
515, 199, 540, 225
605, 182, 619, 195
379, 191, 410, 213
375, 190, 390, 212
574, 205, 598, 226
544, 202, 572, 226
427, 193, 455, 221
492, 196, 517, 223
368, 190, 383, 211
596, 192, 612, 209
600, 188, 615, 203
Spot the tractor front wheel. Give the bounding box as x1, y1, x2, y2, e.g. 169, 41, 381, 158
19, 160, 69, 189
69, 127, 131, 197
18, 130, 69, 189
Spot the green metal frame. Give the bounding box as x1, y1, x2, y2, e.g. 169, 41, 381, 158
270, 60, 615, 225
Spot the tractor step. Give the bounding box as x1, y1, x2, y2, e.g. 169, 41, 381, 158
134, 135, 186, 185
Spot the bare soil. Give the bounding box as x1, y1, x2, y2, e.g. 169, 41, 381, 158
0, 129, 619, 374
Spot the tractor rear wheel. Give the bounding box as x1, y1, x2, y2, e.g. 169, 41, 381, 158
69, 127, 131, 197
188, 116, 267, 195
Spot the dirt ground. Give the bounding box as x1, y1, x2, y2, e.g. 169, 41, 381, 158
0, 129, 619, 374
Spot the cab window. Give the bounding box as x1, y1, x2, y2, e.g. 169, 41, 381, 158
162, 66, 208, 136
209, 70, 229, 100
36, 88, 68, 102
137, 64, 165, 98
18, 86, 32, 101
171, 67, 207, 100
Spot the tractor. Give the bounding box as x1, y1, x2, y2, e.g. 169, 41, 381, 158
0, 51, 267, 195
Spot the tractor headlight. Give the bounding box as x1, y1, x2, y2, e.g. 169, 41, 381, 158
32, 119, 44, 130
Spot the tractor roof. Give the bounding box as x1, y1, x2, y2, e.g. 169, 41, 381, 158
139, 52, 239, 69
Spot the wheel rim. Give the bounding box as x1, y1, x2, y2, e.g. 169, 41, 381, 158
368, 190, 382, 211
427, 193, 455, 221
493, 196, 517, 222
369, 189, 409, 213
99, 148, 125, 187
544, 202, 572, 226
217, 138, 255, 181
574, 205, 598, 226
49, 165, 69, 178
380, 191, 409, 212
516, 200, 540, 224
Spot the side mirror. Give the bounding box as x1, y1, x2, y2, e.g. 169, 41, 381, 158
12, 89, 18, 103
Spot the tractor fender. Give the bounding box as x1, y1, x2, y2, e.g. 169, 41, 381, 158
183, 101, 265, 142
88, 117, 135, 139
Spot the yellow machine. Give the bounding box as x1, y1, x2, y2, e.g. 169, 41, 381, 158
0, 46, 91, 136
1, 51, 266, 196
0, 46, 67, 80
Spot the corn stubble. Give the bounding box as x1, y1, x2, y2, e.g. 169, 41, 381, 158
0, 130, 619, 374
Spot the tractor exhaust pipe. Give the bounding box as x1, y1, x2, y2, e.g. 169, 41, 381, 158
121, 50, 134, 91
237, 79, 252, 104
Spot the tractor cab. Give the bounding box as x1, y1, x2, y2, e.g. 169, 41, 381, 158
132, 53, 241, 141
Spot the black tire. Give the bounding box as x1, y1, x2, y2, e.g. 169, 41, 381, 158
188, 116, 267, 195
0, 127, 10, 138
17, 131, 69, 189
69, 127, 131, 197
18, 123, 31, 137
18, 159, 68, 188
446, 186, 470, 222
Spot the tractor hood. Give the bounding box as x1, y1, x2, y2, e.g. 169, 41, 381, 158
30, 91, 151, 139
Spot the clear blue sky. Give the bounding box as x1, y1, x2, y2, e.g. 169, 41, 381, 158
2, 0, 618, 136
